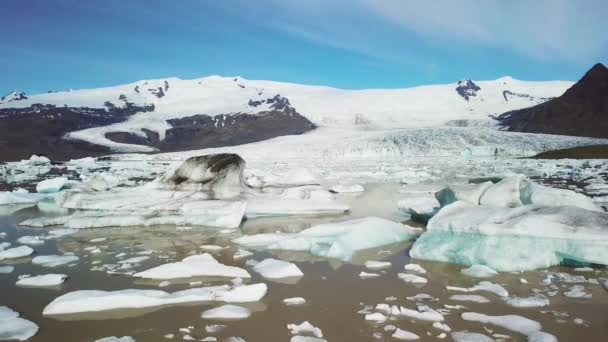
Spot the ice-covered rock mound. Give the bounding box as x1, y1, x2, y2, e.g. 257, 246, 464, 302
410, 201, 608, 271
234, 217, 420, 262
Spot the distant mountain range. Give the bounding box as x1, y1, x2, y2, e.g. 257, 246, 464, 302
497, 63, 608, 138
0, 71, 581, 161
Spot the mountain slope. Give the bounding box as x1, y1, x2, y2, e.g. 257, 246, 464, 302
0, 75, 573, 158
497, 63, 608, 138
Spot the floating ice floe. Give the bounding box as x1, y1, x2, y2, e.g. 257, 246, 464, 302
43, 283, 267, 316
16, 274, 67, 287
31, 255, 79, 267
461, 312, 557, 342
134, 254, 250, 280
359, 271, 380, 279
503, 294, 549, 308
16, 236, 45, 246
0, 246, 34, 260
0, 306, 39, 341
287, 321, 323, 338
36, 177, 68, 193
410, 201, 608, 271
0, 266, 15, 274
398, 305, 444, 322
253, 258, 303, 280
460, 265, 498, 278
397, 273, 428, 284
0, 189, 54, 205
201, 305, 251, 320
403, 264, 427, 274
447, 281, 508, 297
365, 261, 391, 270
432, 322, 451, 332
329, 184, 365, 193
392, 328, 420, 340
234, 217, 420, 262
283, 297, 306, 306
94, 336, 135, 342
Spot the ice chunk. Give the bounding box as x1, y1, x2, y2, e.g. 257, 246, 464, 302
365, 261, 391, 270
287, 321, 323, 338
244, 198, 349, 218
220, 284, 268, 303
364, 312, 387, 323
201, 305, 251, 320
0, 246, 34, 260
94, 337, 135, 342
461, 312, 557, 342
329, 184, 364, 193
397, 273, 428, 284
16, 236, 45, 246
43, 283, 266, 316
253, 258, 303, 280
283, 297, 306, 306
411, 201, 608, 271
0, 190, 51, 205
18, 215, 72, 228
0, 306, 39, 341
436, 182, 493, 207
432, 322, 451, 332
451, 331, 493, 342
460, 265, 497, 278
449, 295, 490, 303
399, 305, 444, 322
479, 176, 526, 208
290, 337, 326, 342
36, 177, 68, 193
564, 285, 591, 298
134, 254, 250, 280
392, 328, 420, 340
359, 272, 380, 279
234, 217, 419, 262
398, 197, 439, 222
447, 281, 508, 297
403, 264, 427, 274
503, 295, 549, 308
522, 182, 602, 212
31, 255, 79, 267
16, 274, 67, 287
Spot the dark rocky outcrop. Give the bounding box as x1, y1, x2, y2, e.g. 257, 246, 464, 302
0, 103, 154, 161
455, 79, 481, 101
496, 63, 608, 138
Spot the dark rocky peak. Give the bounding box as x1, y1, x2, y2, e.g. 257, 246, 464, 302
248, 95, 295, 114
561, 62, 608, 100
1, 91, 28, 103
134, 85, 140, 93
148, 87, 165, 98
164, 80, 170, 91
455, 79, 481, 101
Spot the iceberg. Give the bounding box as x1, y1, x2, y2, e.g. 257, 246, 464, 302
410, 201, 608, 271
234, 217, 420, 262
36, 177, 68, 193
133, 254, 251, 280
43, 283, 267, 316
0, 306, 39, 341
16, 274, 68, 287
253, 258, 303, 280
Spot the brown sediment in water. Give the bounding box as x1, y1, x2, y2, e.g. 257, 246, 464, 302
0, 183, 607, 341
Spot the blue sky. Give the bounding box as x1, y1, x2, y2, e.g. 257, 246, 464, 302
1, 0, 607, 94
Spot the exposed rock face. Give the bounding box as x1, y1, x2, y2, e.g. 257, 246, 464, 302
455, 79, 481, 101
104, 96, 315, 152
158, 153, 246, 198
0, 91, 28, 103
0, 103, 154, 161
497, 63, 608, 138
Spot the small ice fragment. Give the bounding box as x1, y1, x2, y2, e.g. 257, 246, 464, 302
397, 273, 428, 284
201, 305, 251, 320
0, 246, 34, 260
287, 321, 323, 338
94, 337, 135, 342
503, 295, 549, 308
17, 236, 45, 246
399, 305, 444, 322
16, 274, 67, 287
432, 322, 451, 332
283, 297, 306, 306
364, 312, 387, 323
451, 331, 493, 342
449, 295, 490, 303
364, 261, 391, 270
359, 272, 380, 279
0, 266, 15, 274
200, 245, 224, 252
253, 258, 303, 279
404, 263, 427, 274
392, 328, 420, 340
32, 255, 79, 267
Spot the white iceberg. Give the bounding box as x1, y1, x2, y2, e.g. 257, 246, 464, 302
31, 255, 79, 267
133, 254, 250, 280
0, 246, 34, 260
253, 258, 303, 279
410, 201, 608, 271
234, 217, 419, 262
0, 306, 39, 341
36, 177, 68, 193
201, 305, 251, 320
283, 297, 306, 306
43, 283, 267, 316
16, 274, 67, 287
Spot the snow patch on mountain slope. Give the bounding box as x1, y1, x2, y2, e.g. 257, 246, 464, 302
1, 76, 574, 152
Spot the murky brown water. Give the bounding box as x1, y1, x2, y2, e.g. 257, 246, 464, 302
1, 183, 607, 341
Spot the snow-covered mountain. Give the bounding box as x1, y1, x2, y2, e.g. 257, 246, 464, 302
0, 75, 573, 157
